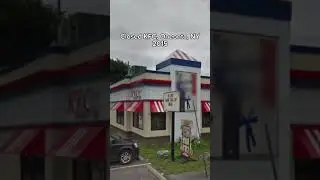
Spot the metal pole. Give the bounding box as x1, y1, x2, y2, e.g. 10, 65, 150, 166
192, 100, 201, 138
265, 124, 278, 180
171, 112, 175, 161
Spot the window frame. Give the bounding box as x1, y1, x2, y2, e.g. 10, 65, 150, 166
116, 111, 124, 125
202, 112, 211, 128
133, 111, 143, 130
151, 112, 166, 131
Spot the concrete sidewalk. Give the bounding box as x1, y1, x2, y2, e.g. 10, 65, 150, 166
111, 165, 159, 180
167, 171, 209, 180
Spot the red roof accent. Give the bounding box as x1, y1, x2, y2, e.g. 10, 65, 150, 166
0, 128, 45, 155
111, 79, 210, 92
291, 124, 320, 159
0, 54, 108, 95
111, 101, 124, 111
150, 100, 165, 112
47, 126, 106, 159
201, 101, 211, 112
126, 101, 143, 112
290, 70, 320, 79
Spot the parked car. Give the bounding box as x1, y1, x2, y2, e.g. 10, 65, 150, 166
110, 135, 140, 164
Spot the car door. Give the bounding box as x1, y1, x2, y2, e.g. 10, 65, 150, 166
110, 137, 119, 162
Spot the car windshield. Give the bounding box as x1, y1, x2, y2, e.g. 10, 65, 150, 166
111, 135, 122, 140
110, 135, 122, 143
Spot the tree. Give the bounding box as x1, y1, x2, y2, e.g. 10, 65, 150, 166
110, 58, 129, 84
0, 0, 60, 67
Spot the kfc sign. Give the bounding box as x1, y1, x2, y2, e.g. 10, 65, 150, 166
129, 88, 142, 100
68, 88, 99, 118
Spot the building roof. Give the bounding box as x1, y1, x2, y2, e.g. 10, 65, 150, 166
164, 49, 198, 61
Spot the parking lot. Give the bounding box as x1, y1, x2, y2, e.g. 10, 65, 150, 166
110, 162, 159, 180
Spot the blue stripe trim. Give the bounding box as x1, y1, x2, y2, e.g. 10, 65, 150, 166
145, 70, 169, 75
156, 58, 201, 70
146, 70, 210, 79
290, 45, 320, 54
211, 0, 292, 21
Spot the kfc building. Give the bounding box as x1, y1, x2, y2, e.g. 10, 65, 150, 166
110, 50, 211, 139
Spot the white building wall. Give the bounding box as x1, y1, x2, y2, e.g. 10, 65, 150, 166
110, 78, 210, 102
0, 89, 56, 126
143, 86, 170, 100
0, 155, 20, 180
201, 89, 210, 101
0, 77, 109, 126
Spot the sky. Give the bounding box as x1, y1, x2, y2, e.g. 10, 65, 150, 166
110, 0, 211, 76
290, 0, 320, 46
43, 0, 320, 75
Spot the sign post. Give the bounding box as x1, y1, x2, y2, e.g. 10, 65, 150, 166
163, 91, 181, 162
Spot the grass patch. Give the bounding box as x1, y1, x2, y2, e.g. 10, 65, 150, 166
140, 139, 210, 175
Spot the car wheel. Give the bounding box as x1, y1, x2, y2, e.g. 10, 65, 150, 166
119, 149, 132, 165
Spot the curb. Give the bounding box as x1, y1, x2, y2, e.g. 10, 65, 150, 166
139, 156, 144, 161
146, 164, 167, 180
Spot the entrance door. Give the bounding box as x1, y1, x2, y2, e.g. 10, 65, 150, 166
73, 159, 91, 180
21, 156, 45, 180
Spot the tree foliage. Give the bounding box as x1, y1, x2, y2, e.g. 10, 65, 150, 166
1, 0, 60, 67
110, 58, 129, 84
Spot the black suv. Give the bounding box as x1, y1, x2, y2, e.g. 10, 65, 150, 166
110, 135, 140, 164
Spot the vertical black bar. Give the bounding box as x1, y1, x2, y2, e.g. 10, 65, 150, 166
72, 159, 76, 180
88, 160, 92, 180
222, 93, 240, 160
20, 156, 24, 180
103, 159, 106, 180
57, 0, 61, 14
171, 112, 175, 161
265, 124, 278, 180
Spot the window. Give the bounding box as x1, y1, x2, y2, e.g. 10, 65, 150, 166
133, 112, 143, 129
21, 156, 45, 180
202, 112, 211, 128
116, 111, 124, 125
151, 113, 166, 131
73, 159, 91, 180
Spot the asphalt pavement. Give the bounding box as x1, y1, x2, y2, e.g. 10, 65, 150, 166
167, 171, 209, 180
110, 165, 159, 180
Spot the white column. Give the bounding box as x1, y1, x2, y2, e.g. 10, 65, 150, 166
277, 26, 292, 180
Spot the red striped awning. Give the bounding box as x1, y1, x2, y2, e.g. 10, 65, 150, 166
292, 125, 320, 159
150, 100, 165, 112
111, 101, 124, 111
47, 126, 106, 159
201, 101, 211, 112
126, 101, 143, 112
0, 129, 45, 155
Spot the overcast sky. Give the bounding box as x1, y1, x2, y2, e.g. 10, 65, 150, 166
44, 0, 320, 75
110, 0, 210, 76
290, 0, 320, 46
